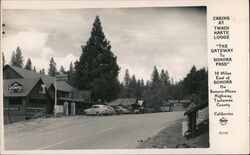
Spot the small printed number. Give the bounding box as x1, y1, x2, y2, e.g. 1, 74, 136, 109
219, 131, 228, 135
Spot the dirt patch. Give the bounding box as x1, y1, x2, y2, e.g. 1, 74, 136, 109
137, 118, 209, 148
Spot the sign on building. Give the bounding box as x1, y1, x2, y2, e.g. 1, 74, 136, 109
8, 82, 23, 92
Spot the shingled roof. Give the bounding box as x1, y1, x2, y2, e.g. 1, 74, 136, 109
4, 65, 74, 92
108, 98, 138, 106
56, 81, 75, 92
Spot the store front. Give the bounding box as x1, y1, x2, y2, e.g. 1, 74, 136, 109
3, 78, 53, 124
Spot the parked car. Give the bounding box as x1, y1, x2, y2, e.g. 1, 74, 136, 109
84, 105, 115, 116
144, 108, 157, 113
114, 106, 130, 114
132, 107, 144, 114
106, 105, 116, 115
160, 106, 173, 112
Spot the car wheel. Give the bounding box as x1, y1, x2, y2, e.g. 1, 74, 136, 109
96, 112, 100, 116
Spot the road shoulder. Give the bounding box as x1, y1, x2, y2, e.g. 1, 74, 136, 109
137, 118, 209, 148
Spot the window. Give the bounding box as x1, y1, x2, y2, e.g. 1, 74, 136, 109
9, 98, 22, 105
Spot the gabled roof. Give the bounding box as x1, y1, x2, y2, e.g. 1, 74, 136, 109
56, 81, 75, 92
4, 65, 75, 92
108, 98, 137, 106
3, 78, 42, 97
5, 65, 54, 88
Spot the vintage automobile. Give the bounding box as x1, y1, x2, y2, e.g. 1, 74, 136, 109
160, 106, 173, 112
84, 105, 115, 116
114, 106, 130, 114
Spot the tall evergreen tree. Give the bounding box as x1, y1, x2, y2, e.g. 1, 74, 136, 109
33, 66, 36, 72
135, 79, 144, 98
48, 57, 57, 77
119, 69, 131, 98
10, 51, 17, 66
39, 68, 45, 75
24, 58, 32, 70
182, 66, 208, 105
160, 69, 170, 85
75, 16, 120, 102
15, 46, 24, 68
128, 74, 137, 97
68, 62, 75, 81
151, 66, 160, 87
69, 62, 74, 73
143, 66, 165, 111
123, 69, 131, 88
2, 52, 5, 67
69, 62, 74, 72
140, 79, 145, 88
59, 65, 66, 74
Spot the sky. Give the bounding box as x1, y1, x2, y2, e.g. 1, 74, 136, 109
2, 7, 207, 82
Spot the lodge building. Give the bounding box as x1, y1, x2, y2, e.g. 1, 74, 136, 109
3, 65, 91, 124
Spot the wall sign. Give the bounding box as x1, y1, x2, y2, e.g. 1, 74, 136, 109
8, 82, 23, 92
4, 107, 20, 111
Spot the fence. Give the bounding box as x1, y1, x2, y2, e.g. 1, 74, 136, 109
4, 107, 47, 124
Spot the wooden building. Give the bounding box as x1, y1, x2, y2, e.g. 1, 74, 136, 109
3, 65, 91, 124
108, 98, 145, 113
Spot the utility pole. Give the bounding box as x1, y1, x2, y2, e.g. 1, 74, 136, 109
54, 62, 57, 117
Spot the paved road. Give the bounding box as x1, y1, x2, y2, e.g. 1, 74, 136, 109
4, 112, 184, 150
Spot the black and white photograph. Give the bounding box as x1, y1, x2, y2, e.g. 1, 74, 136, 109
2, 6, 209, 150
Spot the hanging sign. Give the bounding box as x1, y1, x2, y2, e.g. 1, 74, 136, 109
56, 73, 68, 81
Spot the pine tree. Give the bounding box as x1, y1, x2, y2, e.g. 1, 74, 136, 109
182, 66, 208, 105
24, 58, 32, 70
160, 69, 170, 85
140, 79, 145, 88
128, 74, 137, 97
69, 62, 74, 72
119, 69, 131, 98
10, 51, 17, 66
59, 65, 66, 74
39, 68, 45, 75
48, 57, 57, 77
151, 66, 160, 87
2, 52, 5, 67
15, 46, 24, 68
123, 69, 131, 88
68, 62, 75, 80
75, 16, 120, 102
33, 66, 36, 72
143, 66, 164, 111
135, 79, 144, 98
